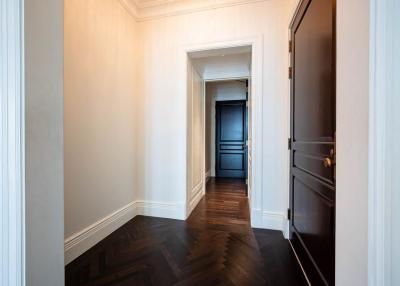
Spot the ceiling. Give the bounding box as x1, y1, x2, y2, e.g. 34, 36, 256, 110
190, 46, 252, 80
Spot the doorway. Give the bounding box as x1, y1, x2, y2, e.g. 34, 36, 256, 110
185, 42, 259, 218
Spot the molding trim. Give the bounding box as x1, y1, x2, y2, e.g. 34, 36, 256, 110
368, 0, 396, 284
205, 170, 211, 182
65, 200, 186, 264
187, 183, 205, 217
251, 209, 286, 233
120, 0, 268, 21
64, 201, 138, 264
136, 200, 186, 220
1, 0, 25, 284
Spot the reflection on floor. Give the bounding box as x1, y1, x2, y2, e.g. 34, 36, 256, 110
65, 177, 306, 285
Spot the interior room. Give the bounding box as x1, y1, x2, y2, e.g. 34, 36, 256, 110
1, 0, 399, 285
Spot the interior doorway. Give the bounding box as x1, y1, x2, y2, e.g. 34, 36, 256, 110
185, 43, 257, 218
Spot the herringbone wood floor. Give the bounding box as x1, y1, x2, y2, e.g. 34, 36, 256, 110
65, 178, 306, 286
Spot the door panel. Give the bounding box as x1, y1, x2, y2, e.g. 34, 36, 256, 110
289, 0, 336, 285
216, 101, 247, 178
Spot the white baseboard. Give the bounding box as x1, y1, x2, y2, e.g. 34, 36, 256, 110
205, 170, 211, 182
251, 208, 286, 235
136, 200, 186, 220
64, 201, 138, 265
65, 200, 186, 265
187, 184, 205, 217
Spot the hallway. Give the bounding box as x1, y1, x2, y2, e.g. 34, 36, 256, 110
65, 178, 305, 286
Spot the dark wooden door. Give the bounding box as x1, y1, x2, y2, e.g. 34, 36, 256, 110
216, 101, 247, 179
289, 0, 336, 285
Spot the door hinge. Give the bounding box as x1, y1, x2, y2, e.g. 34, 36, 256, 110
288, 67, 293, 79
287, 208, 291, 220
288, 138, 292, 150
289, 40, 292, 53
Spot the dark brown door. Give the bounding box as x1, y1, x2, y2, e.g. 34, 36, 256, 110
216, 101, 247, 179
289, 0, 336, 285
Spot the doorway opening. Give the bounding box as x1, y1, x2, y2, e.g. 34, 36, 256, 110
185, 43, 256, 219
205, 80, 248, 182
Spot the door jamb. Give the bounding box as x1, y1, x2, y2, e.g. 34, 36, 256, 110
1, 0, 26, 285
368, 0, 397, 284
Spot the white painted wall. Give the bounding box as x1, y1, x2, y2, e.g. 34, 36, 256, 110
186, 61, 205, 215
136, 0, 297, 229
336, 0, 370, 285
25, 0, 65, 284
206, 80, 247, 177
64, 0, 139, 263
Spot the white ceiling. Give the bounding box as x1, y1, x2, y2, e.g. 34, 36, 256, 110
191, 46, 252, 80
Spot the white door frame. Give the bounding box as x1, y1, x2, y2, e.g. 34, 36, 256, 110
0, 0, 26, 285
181, 36, 263, 225
368, 0, 398, 284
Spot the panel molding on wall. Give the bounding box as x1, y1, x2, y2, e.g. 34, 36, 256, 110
65, 200, 186, 264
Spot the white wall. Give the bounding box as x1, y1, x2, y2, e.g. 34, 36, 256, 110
186, 61, 205, 215
206, 80, 247, 177
64, 0, 139, 263
136, 0, 296, 228
25, 0, 65, 284
336, 0, 370, 285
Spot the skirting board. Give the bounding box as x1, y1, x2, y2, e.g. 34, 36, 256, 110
65, 200, 186, 265
205, 170, 211, 182
187, 184, 205, 218
251, 208, 287, 236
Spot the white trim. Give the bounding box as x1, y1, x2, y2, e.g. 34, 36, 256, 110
187, 185, 205, 217
121, 0, 268, 22
0, 0, 25, 285
65, 200, 186, 264
136, 200, 186, 220
251, 209, 286, 233
64, 201, 138, 265
205, 170, 211, 182
368, 0, 396, 284
182, 36, 263, 229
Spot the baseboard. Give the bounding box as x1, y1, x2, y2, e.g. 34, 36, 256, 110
136, 200, 186, 220
65, 200, 186, 265
205, 170, 211, 182
64, 201, 138, 265
187, 184, 205, 217
251, 208, 286, 234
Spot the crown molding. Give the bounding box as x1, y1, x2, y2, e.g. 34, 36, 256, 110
119, 0, 268, 22
119, 0, 139, 19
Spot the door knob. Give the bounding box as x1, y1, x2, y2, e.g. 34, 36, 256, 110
323, 157, 333, 168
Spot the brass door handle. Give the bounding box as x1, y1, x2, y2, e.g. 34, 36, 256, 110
323, 157, 334, 168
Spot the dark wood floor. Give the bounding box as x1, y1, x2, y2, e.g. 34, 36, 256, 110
66, 178, 306, 286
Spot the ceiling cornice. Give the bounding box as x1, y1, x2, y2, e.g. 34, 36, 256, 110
119, 0, 268, 22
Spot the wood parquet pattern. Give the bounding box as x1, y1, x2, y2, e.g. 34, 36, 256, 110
66, 178, 306, 286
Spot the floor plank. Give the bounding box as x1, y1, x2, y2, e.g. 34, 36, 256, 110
66, 177, 306, 286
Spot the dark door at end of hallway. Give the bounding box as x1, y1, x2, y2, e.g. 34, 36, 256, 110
216, 100, 247, 179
